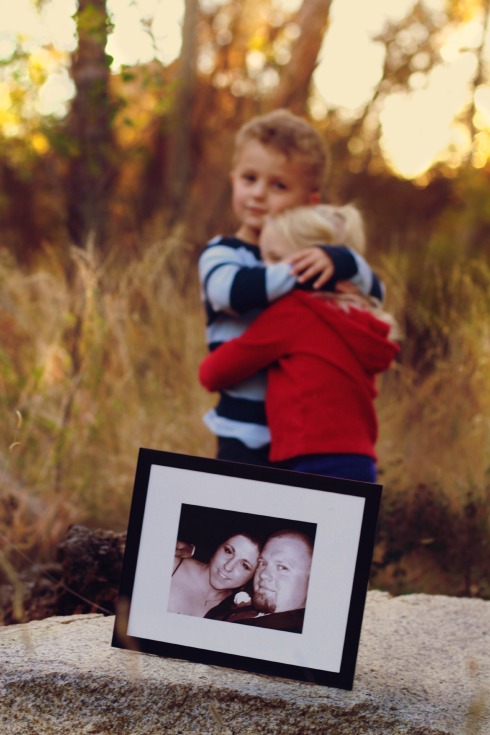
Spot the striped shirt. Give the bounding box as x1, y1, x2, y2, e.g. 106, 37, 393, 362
199, 235, 384, 449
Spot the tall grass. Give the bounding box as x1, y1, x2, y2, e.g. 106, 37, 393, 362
373, 228, 490, 596
1, 222, 489, 598
0, 233, 215, 563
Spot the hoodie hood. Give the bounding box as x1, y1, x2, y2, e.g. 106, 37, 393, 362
296, 291, 400, 375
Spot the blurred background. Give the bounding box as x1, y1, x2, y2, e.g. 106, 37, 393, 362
1, 0, 489, 601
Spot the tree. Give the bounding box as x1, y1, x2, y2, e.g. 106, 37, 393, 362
153, 0, 336, 238
66, 0, 116, 250
164, 0, 200, 225
269, 0, 334, 113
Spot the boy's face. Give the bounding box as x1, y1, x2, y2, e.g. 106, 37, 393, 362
230, 140, 319, 244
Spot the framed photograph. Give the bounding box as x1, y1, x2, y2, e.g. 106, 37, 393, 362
112, 448, 381, 691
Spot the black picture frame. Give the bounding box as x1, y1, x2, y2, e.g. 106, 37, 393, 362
112, 448, 382, 691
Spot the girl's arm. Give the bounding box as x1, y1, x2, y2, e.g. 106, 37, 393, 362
199, 300, 292, 391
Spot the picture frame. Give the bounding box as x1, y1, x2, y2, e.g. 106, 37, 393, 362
112, 448, 382, 691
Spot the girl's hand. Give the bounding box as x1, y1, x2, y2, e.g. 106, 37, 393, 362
287, 247, 334, 289
334, 280, 362, 296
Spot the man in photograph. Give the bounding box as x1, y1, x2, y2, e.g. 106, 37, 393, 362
222, 529, 313, 633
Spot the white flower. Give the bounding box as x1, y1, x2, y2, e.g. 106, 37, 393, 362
234, 591, 251, 607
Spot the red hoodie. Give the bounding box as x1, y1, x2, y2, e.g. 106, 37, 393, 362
199, 291, 400, 462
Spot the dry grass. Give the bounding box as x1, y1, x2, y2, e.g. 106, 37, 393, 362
0, 232, 215, 567
377, 242, 490, 502
372, 243, 490, 596
1, 228, 490, 598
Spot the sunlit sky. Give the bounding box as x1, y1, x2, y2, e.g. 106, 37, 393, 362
2, 0, 490, 178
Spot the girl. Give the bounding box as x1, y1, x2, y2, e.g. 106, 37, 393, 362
199, 204, 399, 483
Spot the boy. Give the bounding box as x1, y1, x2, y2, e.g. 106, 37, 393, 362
199, 202, 399, 482
199, 109, 383, 466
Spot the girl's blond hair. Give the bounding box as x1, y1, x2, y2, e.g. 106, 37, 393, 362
267, 204, 401, 340
268, 203, 366, 255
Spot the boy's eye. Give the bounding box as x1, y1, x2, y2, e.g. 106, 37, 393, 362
224, 545, 233, 555
241, 561, 252, 571
273, 181, 287, 190
242, 173, 256, 182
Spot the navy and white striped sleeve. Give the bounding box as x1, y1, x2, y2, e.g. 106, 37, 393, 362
199, 239, 297, 315
229, 262, 297, 312
320, 245, 385, 301
199, 243, 244, 314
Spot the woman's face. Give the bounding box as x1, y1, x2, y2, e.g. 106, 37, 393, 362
208, 535, 260, 591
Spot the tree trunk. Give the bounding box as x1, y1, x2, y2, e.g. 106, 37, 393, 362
269, 0, 334, 114
164, 0, 200, 225
467, 0, 490, 161
66, 0, 115, 251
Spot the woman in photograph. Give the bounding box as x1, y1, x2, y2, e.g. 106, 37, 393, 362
167, 533, 261, 618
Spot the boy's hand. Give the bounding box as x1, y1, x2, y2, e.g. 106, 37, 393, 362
287, 247, 334, 289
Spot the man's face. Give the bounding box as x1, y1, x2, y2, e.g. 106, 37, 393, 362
253, 534, 312, 614
230, 140, 318, 244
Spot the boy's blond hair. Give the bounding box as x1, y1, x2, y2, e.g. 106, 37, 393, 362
234, 109, 328, 194
268, 203, 366, 255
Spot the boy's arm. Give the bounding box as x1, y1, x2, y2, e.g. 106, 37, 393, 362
199, 242, 297, 314
290, 245, 384, 301
199, 239, 350, 317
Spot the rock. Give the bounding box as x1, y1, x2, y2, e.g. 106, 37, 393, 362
0, 562, 64, 625
55, 524, 126, 615
0, 525, 126, 624
0, 592, 488, 734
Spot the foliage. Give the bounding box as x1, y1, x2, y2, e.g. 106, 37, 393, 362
372, 481, 490, 598
376, 168, 490, 373
0, 233, 214, 566
2, 0, 490, 248
1, 204, 490, 599
76, 1, 114, 43
372, 211, 490, 597
1, 0, 490, 600
0, 42, 69, 162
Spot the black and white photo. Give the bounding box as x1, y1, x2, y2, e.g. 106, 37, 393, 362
167, 503, 316, 634
113, 449, 381, 690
